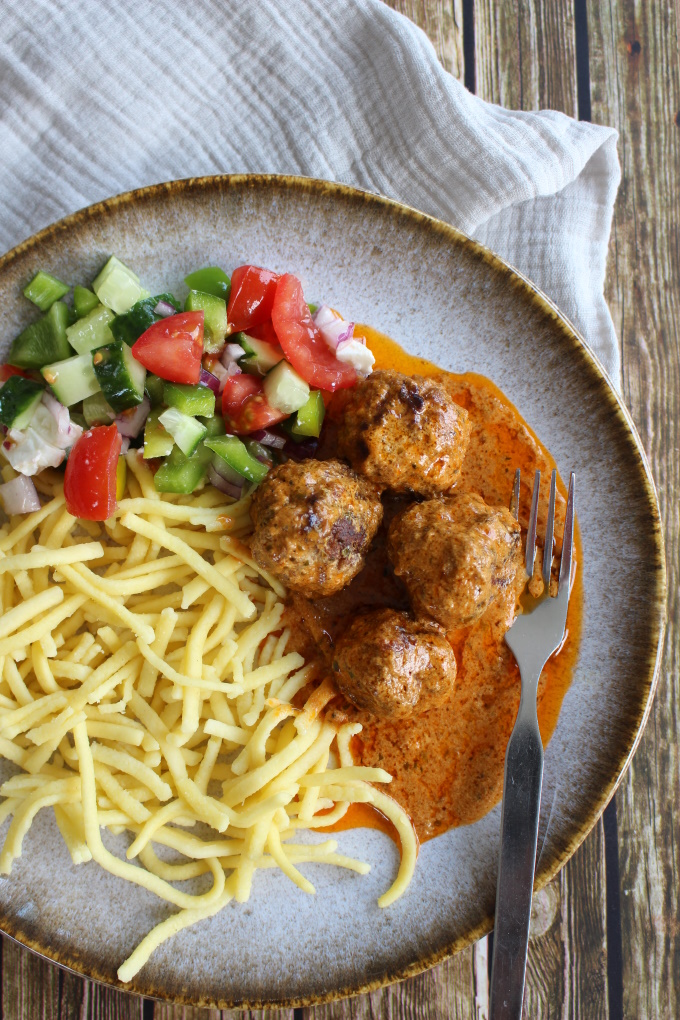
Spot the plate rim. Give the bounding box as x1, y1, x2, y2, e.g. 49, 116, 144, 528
0, 173, 667, 1008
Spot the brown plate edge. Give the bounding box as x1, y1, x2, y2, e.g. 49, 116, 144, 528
0, 174, 667, 1009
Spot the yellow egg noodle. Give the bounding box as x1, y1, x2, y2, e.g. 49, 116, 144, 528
0, 451, 416, 982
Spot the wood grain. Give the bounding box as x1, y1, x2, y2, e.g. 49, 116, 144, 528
389, 0, 466, 80
473, 0, 578, 114
588, 2, 680, 1018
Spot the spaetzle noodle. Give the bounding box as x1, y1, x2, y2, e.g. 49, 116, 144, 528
0, 450, 417, 981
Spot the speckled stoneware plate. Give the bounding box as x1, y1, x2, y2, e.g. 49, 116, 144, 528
0, 176, 666, 1008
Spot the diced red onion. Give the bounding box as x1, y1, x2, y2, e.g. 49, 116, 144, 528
207, 464, 243, 499
119, 437, 130, 455
210, 455, 245, 486
220, 345, 243, 379
199, 368, 220, 394
283, 438, 319, 461
223, 343, 246, 362
115, 396, 150, 438
319, 317, 354, 351
41, 392, 83, 446
312, 305, 337, 328
210, 361, 230, 393
250, 429, 287, 449
154, 300, 177, 318
42, 390, 70, 431
0, 474, 41, 514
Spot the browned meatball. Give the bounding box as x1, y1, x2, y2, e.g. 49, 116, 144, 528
388, 492, 522, 629
336, 370, 471, 495
250, 459, 383, 596
332, 608, 456, 718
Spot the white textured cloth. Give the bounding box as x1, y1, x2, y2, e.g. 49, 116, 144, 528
0, 0, 621, 384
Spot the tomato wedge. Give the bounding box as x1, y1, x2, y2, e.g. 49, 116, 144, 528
0, 364, 32, 382
271, 274, 356, 392
227, 266, 279, 332
64, 424, 121, 521
221, 374, 287, 434
246, 319, 279, 346
131, 311, 204, 384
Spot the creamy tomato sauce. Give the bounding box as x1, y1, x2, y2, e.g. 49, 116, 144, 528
287, 326, 583, 844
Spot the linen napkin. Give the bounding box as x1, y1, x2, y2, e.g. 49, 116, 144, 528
0, 0, 621, 385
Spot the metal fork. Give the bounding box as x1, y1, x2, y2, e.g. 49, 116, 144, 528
489, 467, 575, 1020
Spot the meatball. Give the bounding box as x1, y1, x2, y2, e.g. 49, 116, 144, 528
250, 459, 383, 596
332, 608, 457, 718
336, 369, 471, 495
388, 492, 522, 629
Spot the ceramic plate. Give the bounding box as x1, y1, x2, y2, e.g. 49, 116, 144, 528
0, 176, 666, 1008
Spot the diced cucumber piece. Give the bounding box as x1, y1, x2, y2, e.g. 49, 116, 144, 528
184, 290, 227, 353
154, 442, 213, 494
148, 412, 223, 483
158, 407, 207, 456
10, 301, 72, 369
83, 391, 116, 427
0, 377, 44, 429
92, 256, 145, 314
263, 360, 310, 414
205, 435, 269, 484
41, 352, 100, 406
23, 271, 70, 311
291, 389, 325, 437
143, 409, 174, 459
92, 340, 146, 412
66, 304, 116, 354
73, 285, 100, 319
184, 267, 231, 301
236, 332, 283, 375
163, 381, 215, 417
110, 293, 180, 346
145, 373, 165, 407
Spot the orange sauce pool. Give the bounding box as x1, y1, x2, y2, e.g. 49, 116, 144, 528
311, 326, 583, 844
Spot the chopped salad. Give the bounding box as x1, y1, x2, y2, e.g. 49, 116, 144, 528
0, 258, 374, 520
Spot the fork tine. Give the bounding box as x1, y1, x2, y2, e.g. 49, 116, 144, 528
542, 469, 557, 586
526, 470, 540, 576
558, 472, 575, 593
510, 468, 521, 521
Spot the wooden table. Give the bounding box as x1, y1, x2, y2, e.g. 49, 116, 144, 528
2, 2, 677, 1017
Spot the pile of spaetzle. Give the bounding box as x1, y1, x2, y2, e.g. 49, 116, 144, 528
0, 452, 415, 981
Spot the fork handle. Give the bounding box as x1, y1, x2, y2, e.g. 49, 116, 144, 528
489, 690, 545, 1020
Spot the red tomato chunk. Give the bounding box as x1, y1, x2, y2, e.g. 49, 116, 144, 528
131, 311, 204, 384
271, 274, 356, 392
227, 266, 279, 332
222, 374, 287, 434
64, 424, 121, 521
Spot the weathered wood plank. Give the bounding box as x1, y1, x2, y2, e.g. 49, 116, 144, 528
55, 971, 145, 1019
524, 820, 609, 1019
0, 937, 60, 1020
473, 0, 578, 114
588, 1, 680, 1018
305, 950, 479, 1020
389, 0, 466, 80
